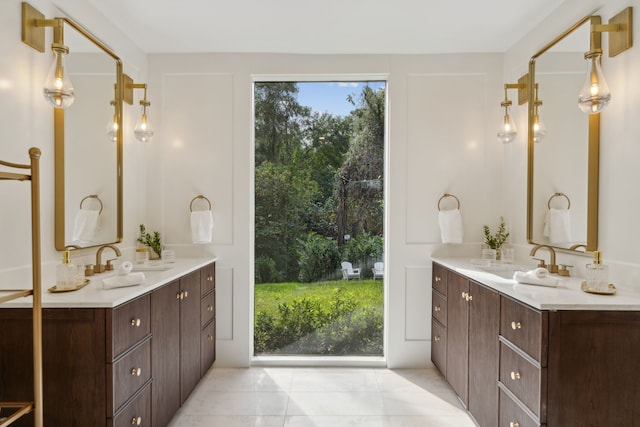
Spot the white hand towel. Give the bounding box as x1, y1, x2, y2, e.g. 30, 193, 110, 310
438, 209, 463, 244
102, 272, 145, 290
513, 269, 558, 287
117, 261, 133, 276
191, 210, 214, 244
546, 208, 571, 244
72, 208, 100, 244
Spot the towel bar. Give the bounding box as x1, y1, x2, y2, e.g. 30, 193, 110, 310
190, 194, 212, 212
79, 194, 103, 214
547, 192, 571, 210
437, 193, 460, 211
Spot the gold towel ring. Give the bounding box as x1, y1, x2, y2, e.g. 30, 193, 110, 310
190, 194, 212, 212
547, 192, 571, 210
79, 194, 103, 214
437, 193, 461, 211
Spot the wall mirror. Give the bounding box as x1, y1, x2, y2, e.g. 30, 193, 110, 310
527, 15, 599, 252
55, 16, 123, 250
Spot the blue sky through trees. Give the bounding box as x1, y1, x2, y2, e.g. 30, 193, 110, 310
297, 81, 386, 117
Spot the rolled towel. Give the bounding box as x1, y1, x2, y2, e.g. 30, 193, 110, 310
117, 261, 133, 276
438, 208, 463, 244
72, 208, 100, 244
191, 210, 214, 244
102, 272, 145, 290
513, 269, 558, 287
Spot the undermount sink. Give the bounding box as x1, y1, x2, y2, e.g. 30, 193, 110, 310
479, 264, 528, 279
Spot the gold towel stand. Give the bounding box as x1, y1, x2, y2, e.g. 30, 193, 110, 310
190, 194, 212, 212
437, 193, 461, 211
547, 192, 571, 210
79, 194, 103, 214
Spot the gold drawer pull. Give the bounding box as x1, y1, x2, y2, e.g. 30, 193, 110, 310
511, 321, 522, 330
184, 291, 189, 298
467, 294, 473, 301
434, 336, 441, 342
130, 318, 141, 327
176, 292, 181, 299
509, 423, 519, 427
207, 305, 214, 312
435, 276, 441, 282
434, 305, 441, 312
510, 371, 521, 380
461, 291, 467, 299
131, 416, 142, 425
131, 367, 142, 376
208, 275, 214, 282
208, 334, 214, 341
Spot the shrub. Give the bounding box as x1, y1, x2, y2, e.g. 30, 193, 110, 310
254, 287, 382, 355
297, 232, 340, 282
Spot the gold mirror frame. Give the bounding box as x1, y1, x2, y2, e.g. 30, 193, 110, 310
54, 16, 123, 250
527, 15, 599, 253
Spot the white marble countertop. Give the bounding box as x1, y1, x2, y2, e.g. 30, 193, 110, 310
431, 257, 640, 311
0, 257, 217, 308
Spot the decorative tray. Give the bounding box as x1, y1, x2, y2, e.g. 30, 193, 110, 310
581, 281, 617, 295
48, 279, 90, 293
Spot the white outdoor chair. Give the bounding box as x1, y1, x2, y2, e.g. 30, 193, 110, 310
341, 261, 361, 280
372, 262, 384, 280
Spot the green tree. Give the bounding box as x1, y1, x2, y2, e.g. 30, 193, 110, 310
336, 85, 385, 246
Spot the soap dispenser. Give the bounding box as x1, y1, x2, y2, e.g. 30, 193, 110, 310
586, 250, 608, 292
56, 250, 74, 290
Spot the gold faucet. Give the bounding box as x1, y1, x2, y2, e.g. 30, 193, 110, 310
529, 244, 558, 273
95, 244, 122, 273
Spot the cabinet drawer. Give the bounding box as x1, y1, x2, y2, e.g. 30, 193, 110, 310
111, 382, 151, 427
432, 290, 447, 326
201, 290, 216, 327
500, 296, 547, 364
499, 388, 541, 427
201, 262, 216, 297
111, 338, 152, 413
432, 263, 447, 295
499, 341, 545, 419
431, 318, 446, 375
201, 320, 216, 376
110, 294, 151, 359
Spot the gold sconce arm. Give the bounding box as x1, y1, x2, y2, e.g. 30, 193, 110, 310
590, 7, 633, 57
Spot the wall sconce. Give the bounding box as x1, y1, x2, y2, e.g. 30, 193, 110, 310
21, 2, 75, 108
578, 7, 633, 114
532, 84, 546, 143
497, 75, 528, 144
123, 74, 155, 142
106, 100, 118, 142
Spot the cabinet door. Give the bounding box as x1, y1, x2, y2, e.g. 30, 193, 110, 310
446, 271, 469, 405
201, 320, 216, 376
151, 280, 181, 427
468, 281, 499, 427
180, 270, 202, 404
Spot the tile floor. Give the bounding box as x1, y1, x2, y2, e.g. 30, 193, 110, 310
168, 367, 477, 426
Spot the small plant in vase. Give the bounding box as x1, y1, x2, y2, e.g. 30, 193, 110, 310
137, 224, 162, 259
483, 216, 510, 260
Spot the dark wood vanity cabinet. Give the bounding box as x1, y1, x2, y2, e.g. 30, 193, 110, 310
433, 267, 498, 427
432, 261, 640, 427
0, 261, 216, 427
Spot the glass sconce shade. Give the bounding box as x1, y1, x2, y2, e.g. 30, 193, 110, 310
106, 116, 118, 142
497, 105, 517, 144
578, 50, 611, 114
134, 104, 154, 142
43, 43, 75, 108
533, 115, 547, 143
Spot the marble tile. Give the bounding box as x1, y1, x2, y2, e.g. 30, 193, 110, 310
169, 367, 475, 427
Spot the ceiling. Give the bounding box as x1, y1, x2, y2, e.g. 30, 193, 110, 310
86, 0, 567, 54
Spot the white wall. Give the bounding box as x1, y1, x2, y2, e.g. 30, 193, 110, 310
504, 0, 640, 286
0, 0, 146, 270
146, 53, 505, 367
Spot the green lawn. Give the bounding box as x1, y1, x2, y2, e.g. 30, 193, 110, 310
255, 279, 383, 314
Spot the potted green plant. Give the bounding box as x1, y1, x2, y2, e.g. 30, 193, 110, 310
137, 224, 162, 259
483, 216, 509, 259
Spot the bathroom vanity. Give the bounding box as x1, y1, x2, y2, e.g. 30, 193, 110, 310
431, 257, 640, 427
0, 257, 216, 427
